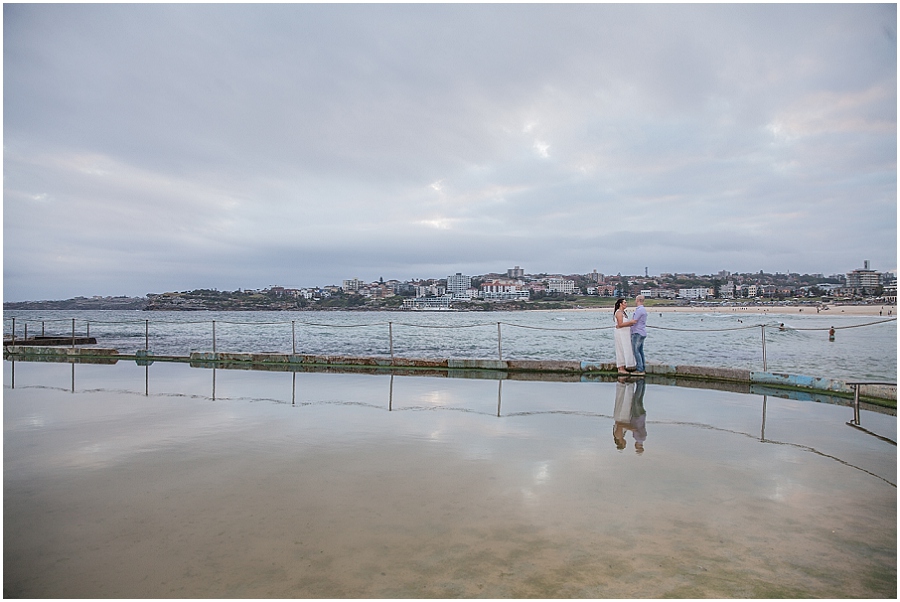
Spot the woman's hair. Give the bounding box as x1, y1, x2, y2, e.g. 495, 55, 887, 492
614, 298, 626, 312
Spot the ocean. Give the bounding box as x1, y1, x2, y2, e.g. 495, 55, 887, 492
4, 308, 897, 382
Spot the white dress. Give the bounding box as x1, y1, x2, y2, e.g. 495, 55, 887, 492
614, 310, 636, 369
613, 379, 635, 422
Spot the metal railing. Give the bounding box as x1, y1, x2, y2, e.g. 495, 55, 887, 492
5, 315, 897, 371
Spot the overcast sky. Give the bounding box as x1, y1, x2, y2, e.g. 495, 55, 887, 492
4, 3, 897, 301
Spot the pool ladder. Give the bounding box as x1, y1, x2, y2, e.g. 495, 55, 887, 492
846, 381, 897, 445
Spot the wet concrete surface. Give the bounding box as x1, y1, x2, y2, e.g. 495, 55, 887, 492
4, 362, 896, 598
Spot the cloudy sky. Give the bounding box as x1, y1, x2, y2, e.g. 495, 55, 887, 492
4, 3, 897, 301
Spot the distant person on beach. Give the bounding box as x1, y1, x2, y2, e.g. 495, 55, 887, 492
630, 295, 648, 376
829, 326, 835, 341
613, 298, 636, 374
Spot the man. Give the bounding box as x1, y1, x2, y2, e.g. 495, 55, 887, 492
630, 295, 648, 375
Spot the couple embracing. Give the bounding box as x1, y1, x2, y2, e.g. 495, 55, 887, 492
613, 295, 647, 375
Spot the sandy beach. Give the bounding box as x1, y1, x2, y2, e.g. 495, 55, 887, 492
646, 304, 895, 317
569, 304, 896, 317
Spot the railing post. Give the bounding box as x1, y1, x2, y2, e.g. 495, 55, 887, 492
10, 317, 14, 345
24, 323, 28, 342
42, 321, 45, 337
760, 324, 767, 372
760, 395, 767, 441
853, 384, 861, 426
291, 320, 296, 355
389, 322, 394, 361
212, 320, 217, 354
71, 318, 76, 348
86, 321, 90, 338
497, 322, 502, 361
145, 319, 149, 350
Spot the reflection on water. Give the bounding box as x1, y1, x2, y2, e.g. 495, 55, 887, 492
3, 360, 896, 598
614, 377, 647, 453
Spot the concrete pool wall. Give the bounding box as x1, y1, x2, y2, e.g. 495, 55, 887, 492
4, 345, 896, 409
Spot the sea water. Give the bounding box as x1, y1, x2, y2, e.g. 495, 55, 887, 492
4, 308, 897, 381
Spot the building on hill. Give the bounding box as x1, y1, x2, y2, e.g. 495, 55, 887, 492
846, 260, 883, 296
447, 273, 472, 298
547, 278, 575, 294
679, 287, 712, 300
480, 280, 530, 300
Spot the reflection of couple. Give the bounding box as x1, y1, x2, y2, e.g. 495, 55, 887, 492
613, 295, 647, 375
613, 377, 647, 453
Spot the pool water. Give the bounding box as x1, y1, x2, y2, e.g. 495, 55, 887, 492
4, 360, 896, 598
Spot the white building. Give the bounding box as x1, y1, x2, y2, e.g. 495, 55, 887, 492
480, 280, 530, 300
846, 260, 882, 295
547, 278, 575, 294
643, 288, 675, 299
447, 273, 472, 298
679, 287, 711, 300
415, 284, 445, 297
342, 278, 362, 292
402, 295, 453, 310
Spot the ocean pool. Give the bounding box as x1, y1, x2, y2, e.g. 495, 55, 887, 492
4, 359, 896, 598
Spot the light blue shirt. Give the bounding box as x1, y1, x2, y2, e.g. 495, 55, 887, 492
631, 304, 647, 336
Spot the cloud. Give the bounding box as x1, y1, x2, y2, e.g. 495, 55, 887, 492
3, 3, 896, 300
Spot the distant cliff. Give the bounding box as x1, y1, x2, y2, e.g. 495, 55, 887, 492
3, 296, 148, 310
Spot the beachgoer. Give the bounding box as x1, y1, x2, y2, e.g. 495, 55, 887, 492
613, 298, 636, 374
630, 295, 648, 376
829, 326, 835, 342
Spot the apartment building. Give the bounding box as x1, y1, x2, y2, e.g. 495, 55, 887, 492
447, 273, 472, 298
547, 278, 575, 294
481, 280, 530, 300
507, 266, 525, 279
846, 260, 883, 295
679, 287, 711, 300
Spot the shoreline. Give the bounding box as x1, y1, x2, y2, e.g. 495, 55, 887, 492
4, 303, 895, 318
571, 304, 895, 317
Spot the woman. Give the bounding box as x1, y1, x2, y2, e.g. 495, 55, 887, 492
613, 297, 636, 374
